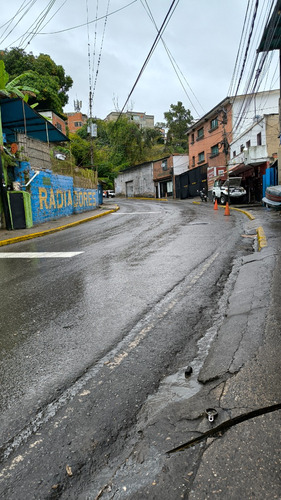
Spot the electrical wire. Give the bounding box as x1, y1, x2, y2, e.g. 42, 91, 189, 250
117, 0, 180, 120
230, 0, 278, 137
92, 0, 110, 108
141, 0, 204, 119
20, 0, 57, 49
28, 0, 138, 35
5, 0, 58, 49
0, 0, 38, 45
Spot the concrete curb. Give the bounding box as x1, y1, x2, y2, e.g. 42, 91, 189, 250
194, 200, 267, 251
229, 206, 255, 220
0, 205, 120, 247
256, 225, 268, 250
128, 197, 168, 201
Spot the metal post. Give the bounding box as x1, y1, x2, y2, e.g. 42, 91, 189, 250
278, 49, 281, 184
0, 153, 12, 230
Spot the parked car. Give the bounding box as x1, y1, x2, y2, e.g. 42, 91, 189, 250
212, 177, 246, 204
103, 190, 115, 198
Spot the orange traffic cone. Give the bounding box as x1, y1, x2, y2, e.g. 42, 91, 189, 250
214, 198, 218, 210
224, 202, 230, 216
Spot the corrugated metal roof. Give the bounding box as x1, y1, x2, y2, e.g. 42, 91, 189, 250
1, 98, 69, 143
257, 0, 281, 52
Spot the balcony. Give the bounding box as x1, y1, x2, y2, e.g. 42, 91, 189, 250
229, 145, 269, 169
244, 145, 268, 165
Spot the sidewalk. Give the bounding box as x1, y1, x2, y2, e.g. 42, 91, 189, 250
0, 201, 119, 247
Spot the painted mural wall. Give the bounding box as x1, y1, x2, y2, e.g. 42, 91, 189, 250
14, 161, 102, 225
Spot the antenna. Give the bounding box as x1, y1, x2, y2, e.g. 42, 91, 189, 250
74, 99, 82, 112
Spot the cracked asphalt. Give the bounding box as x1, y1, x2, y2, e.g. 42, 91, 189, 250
0, 201, 280, 499
77, 205, 281, 500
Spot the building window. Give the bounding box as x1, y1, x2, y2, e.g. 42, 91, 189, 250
233, 151, 236, 158
240, 144, 244, 153
257, 132, 262, 146
210, 117, 218, 130
191, 133, 194, 144
197, 127, 204, 140
192, 156, 195, 166
211, 144, 219, 157
198, 151, 205, 164
55, 122, 62, 131
246, 140, 251, 148
74, 121, 82, 127
161, 159, 167, 170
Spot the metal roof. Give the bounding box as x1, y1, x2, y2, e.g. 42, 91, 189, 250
257, 0, 281, 52
1, 98, 69, 143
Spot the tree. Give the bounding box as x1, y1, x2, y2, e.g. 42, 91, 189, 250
0, 60, 38, 229
164, 101, 193, 151
71, 116, 169, 188
0, 60, 38, 145
0, 48, 73, 114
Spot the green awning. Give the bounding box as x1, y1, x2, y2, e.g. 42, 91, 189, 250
257, 0, 281, 52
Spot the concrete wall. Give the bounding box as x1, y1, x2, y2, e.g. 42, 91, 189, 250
14, 161, 101, 225
232, 90, 279, 141
17, 133, 52, 171
229, 114, 279, 168
115, 162, 154, 197
266, 114, 279, 156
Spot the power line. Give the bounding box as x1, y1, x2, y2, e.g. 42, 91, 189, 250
92, 0, 110, 108
27, 0, 138, 35
141, 0, 204, 118
117, 0, 180, 120
0, 0, 37, 45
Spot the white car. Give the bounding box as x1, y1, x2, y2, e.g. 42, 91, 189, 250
212, 177, 246, 204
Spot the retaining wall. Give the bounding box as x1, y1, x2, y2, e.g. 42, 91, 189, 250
14, 161, 102, 225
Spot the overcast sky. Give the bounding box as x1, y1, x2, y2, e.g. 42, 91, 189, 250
1, 1, 279, 123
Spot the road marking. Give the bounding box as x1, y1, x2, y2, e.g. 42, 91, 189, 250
0, 250, 220, 470
0, 252, 83, 258
107, 251, 220, 369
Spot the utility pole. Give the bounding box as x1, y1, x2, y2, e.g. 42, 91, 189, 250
220, 107, 230, 204
87, 88, 98, 185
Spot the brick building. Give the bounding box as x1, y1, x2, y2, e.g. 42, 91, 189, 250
186, 90, 279, 199
39, 110, 67, 136
186, 98, 232, 188
66, 111, 88, 133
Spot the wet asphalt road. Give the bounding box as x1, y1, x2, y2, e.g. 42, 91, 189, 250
0, 199, 249, 498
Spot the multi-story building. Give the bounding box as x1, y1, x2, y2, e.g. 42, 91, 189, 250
186, 89, 279, 200
187, 97, 232, 195
105, 111, 154, 129
228, 114, 279, 202
66, 111, 88, 134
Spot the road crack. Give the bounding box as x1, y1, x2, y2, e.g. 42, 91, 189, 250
166, 402, 281, 454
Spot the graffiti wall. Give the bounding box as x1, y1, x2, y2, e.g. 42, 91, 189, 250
14, 161, 101, 225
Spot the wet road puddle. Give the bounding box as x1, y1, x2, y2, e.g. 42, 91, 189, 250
141, 325, 218, 419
